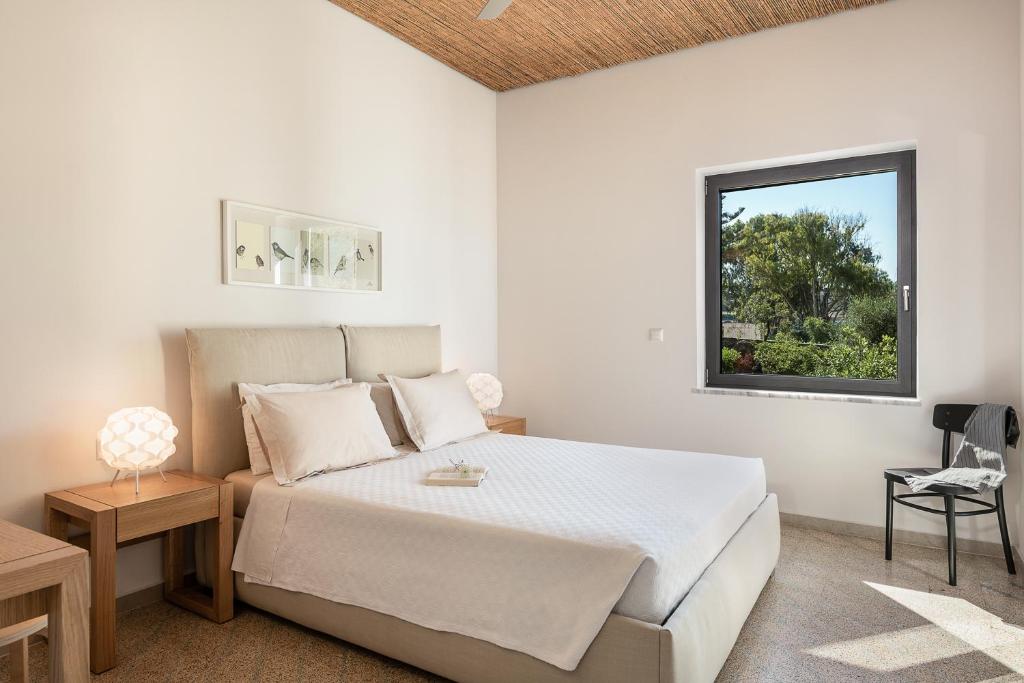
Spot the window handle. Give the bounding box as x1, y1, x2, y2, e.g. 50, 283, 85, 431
902, 285, 911, 311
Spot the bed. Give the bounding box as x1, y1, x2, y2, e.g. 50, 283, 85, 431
186, 326, 780, 683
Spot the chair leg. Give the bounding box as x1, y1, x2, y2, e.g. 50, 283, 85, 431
945, 494, 957, 586
995, 487, 1016, 575
885, 480, 894, 561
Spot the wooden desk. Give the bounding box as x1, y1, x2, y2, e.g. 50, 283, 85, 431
0, 520, 89, 682
44, 470, 233, 673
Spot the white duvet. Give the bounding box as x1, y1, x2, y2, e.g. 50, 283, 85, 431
233, 433, 767, 670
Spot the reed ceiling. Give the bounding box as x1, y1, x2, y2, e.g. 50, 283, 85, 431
328, 0, 885, 91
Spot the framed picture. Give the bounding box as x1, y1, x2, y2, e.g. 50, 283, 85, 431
223, 201, 382, 293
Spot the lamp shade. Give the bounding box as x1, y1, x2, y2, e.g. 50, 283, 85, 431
466, 373, 503, 412
96, 407, 178, 471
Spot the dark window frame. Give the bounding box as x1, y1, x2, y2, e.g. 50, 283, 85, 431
704, 150, 916, 397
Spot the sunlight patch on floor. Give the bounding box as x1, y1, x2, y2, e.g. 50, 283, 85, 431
803, 582, 1024, 675
805, 624, 976, 671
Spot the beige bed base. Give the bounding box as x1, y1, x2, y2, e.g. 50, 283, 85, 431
186, 327, 781, 683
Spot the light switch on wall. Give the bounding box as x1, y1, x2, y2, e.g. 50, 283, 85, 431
649, 328, 664, 342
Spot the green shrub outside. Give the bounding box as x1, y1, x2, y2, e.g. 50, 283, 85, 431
819, 333, 897, 379
721, 347, 741, 373
846, 292, 898, 344
754, 333, 822, 376
800, 316, 839, 343
750, 330, 897, 380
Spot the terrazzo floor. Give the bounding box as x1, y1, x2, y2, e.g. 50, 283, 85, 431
3, 524, 1024, 682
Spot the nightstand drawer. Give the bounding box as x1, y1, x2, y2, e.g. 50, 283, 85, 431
116, 487, 219, 542
485, 415, 527, 436
496, 421, 526, 436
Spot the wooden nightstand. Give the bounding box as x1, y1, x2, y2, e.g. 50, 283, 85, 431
485, 414, 527, 436
44, 471, 233, 673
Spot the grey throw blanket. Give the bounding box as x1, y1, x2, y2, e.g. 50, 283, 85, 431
907, 404, 1019, 494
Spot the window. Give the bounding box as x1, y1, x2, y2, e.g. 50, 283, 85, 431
704, 150, 916, 397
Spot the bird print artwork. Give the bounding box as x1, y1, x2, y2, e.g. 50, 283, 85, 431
272, 242, 293, 261
232, 222, 378, 290
233, 220, 269, 272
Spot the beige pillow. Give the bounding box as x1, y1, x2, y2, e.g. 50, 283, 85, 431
247, 384, 396, 485
369, 382, 408, 446
238, 379, 350, 475
386, 370, 488, 451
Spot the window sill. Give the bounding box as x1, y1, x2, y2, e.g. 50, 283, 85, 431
692, 386, 921, 406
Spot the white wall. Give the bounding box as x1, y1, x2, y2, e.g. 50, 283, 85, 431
497, 0, 1022, 544
0, 0, 497, 595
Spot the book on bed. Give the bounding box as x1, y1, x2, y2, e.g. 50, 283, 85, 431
426, 465, 489, 486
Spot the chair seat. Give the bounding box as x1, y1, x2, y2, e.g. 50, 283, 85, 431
884, 467, 979, 496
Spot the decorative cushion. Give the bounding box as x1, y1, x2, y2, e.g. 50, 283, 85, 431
386, 371, 488, 451
246, 384, 397, 485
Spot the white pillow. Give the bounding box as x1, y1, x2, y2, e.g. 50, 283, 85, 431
386, 370, 489, 451
238, 379, 350, 475
246, 384, 396, 485
369, 382, 408, 446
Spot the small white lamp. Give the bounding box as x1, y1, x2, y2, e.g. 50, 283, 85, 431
466, 373, 503, 415
96, 407, 178, 495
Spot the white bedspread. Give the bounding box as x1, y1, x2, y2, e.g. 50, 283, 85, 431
232, 434, 766, 670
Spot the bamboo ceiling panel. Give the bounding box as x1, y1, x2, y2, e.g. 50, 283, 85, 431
328, 0, 885, 91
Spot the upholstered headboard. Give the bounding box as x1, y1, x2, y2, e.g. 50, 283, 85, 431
185, 325, 441, 477
341, 325, 443, 382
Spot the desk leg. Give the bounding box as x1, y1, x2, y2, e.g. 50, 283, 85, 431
89, 508, 116, 673
48, 554, 89, 683
7, 639, 28, 683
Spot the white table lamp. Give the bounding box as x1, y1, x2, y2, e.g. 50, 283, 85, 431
466, 373, 503, 414
96, 406, 178, 494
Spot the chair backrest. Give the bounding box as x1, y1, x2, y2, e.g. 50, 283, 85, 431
932, 404, 978, 469
932, 404, 977, 434
932, 403, 1022, 468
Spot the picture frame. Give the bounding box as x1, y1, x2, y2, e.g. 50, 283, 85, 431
222, 201, 382, 293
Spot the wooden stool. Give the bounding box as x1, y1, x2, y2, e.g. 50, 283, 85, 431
0, 616, 47, 683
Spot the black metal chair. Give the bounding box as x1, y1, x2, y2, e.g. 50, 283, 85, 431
884, 404, 1016, 586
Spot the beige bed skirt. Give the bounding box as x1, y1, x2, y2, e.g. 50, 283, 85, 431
222, 494, 780, 683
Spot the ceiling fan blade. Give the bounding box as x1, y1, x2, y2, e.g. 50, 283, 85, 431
477, 0, 513, 20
